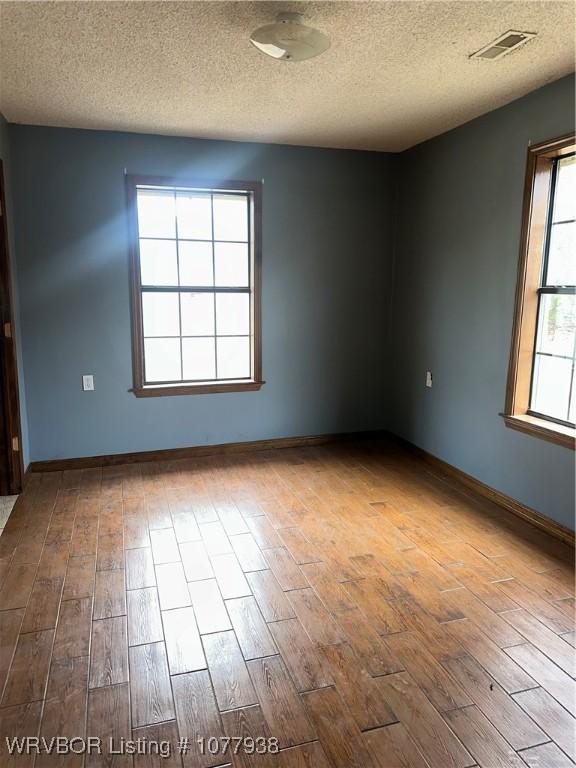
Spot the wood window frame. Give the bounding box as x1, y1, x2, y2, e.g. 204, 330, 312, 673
502, 133, 575, 450
126, 174, 263, 397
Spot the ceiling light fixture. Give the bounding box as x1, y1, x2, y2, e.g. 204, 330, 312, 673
250, 12, 330, 62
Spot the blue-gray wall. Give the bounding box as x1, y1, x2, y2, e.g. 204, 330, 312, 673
5, 75, 575, 529
0, 115, 29, 470
9, 126, 396, 462
390, 75, 575, 530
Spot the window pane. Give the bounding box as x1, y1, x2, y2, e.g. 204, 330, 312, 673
182, 337, 215, 380
137, 190, 176, 238
139, 239, 178, 286
535, 294, 576, 357
179, 241, 214, 287
142, 293, 180, 337
181, 293, 215, 336
176, 193, 212, 240
213, 194, 248, 241
216, 293, 250, 336
214, 242, 249, 287
552, 155, 576, 223
531, 354, 572, 421
217, 336, 250, 379
144, 338, 181, 382
546, 222, 575, 286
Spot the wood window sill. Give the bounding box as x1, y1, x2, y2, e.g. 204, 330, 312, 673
132, 381, 264, 397
501, 413, 575, 450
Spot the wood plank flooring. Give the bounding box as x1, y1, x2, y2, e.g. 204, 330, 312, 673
0, 440, 574, 767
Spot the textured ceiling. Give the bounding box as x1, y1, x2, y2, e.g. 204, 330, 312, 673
0, 1, 574, 152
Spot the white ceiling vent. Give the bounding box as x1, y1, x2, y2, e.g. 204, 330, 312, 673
470, 30, 536, 61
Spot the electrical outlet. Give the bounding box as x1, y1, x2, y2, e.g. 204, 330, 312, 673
82, 375, 95, 391
425, 371, 433, 388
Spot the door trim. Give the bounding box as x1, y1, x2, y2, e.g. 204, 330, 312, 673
0, 159, 23, 494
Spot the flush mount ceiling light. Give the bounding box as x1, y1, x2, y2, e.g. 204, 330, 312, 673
250, 12, 330, 62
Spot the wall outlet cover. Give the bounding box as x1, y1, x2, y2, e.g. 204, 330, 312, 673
82, 375, 95, 391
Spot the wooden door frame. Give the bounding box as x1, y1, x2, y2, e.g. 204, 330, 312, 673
0, 159, 23, 494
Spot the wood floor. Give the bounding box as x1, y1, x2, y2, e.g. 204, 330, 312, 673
0, 440, 574, 767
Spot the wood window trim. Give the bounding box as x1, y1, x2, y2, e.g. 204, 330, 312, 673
502, 133, 575, 450
126, 174, 263, 397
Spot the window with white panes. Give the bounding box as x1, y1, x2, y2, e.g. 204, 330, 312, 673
127, 177, 262, 396
504, 135, 575, 449
529, 154, 575, 425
